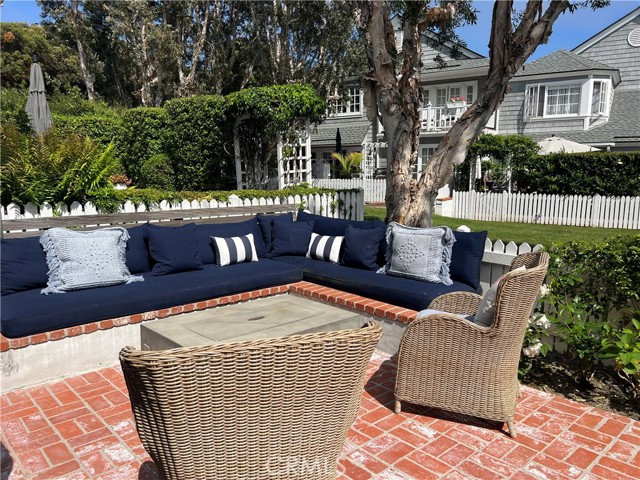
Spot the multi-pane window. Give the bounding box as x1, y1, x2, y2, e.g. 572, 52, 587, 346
526, 83, 580, 118
448, 87, 461, 101
591, 80, 609, 115
413, 147, 436, 180
466, 85, 474, 103
334, 87, 361, 115
423, 89, 431, 107
546, 85, 580, 115
436, 88, 448, 107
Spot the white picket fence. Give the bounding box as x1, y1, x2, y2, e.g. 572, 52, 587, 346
314, 178, 387, 203
452, 191, 640, 229
479, 238, 544, 294
0, 190, 366, 222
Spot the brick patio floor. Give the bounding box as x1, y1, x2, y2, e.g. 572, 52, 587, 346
2, 351, 639, 480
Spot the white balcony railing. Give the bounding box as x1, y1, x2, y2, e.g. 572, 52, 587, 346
420, 103, 468, 132
377, 103, 469, 136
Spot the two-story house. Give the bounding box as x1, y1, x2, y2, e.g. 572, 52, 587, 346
500, 6, 640, 151
310, 6, 639, 181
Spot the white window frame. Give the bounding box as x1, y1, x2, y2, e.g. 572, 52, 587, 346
525, 80, 583, 119
413, 146, 437, 180
590, 79, 611, 116
332, 87, 362, 117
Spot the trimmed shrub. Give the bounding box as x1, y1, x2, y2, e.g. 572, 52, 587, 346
119, 108, 169, 183
139, 153, 175, 190
53, 114, 124, 148
164, 95, 232, 191
0, 88, 31, 133
516, 151, 640, 196
544, 235, 640, 390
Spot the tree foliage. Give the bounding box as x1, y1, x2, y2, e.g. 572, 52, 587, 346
34, 1, 365, 107
0, 22, 82, 93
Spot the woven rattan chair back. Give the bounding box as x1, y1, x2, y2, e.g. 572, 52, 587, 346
394, 252, 549, 437
120, 322, 381, 480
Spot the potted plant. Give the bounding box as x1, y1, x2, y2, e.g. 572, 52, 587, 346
109, 173, 132, 190
446, 96, 466, 108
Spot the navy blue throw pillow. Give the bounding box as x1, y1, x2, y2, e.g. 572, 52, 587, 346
256, 213, 294, 254
342, 225, 386, 271
271, 218, 314, 257
145, 223, 204, 275
449, 230, 488, 290
296, 210, 374, 236
1, 236, 49, 295
124, 225, 150, 274
372, 218, 388, 266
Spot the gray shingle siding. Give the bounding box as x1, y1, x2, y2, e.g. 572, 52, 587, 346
577, 16, 640, 88
500, 80, 588, 135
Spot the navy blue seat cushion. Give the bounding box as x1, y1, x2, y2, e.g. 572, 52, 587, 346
296, 211, 374, 236
0, 260, 303, 338
450, 230, 488, 290
196, 219, 267, 263
145, 223, 204, 275
125, 225, 150, 274
272, 257, 476, 312
271, 217, 314, 257
342, 224, 386, 271
256, 213, 294, 254
1, 236, 48, 296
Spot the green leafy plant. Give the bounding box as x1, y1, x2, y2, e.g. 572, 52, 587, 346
542, 235, 640, 390
139, 153, 175, 190
0, 129, 120, 207
331, 152, 363, 178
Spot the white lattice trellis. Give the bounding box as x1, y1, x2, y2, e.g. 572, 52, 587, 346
277, 121, 312, 189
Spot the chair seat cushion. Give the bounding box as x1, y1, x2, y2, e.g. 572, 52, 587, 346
0, 260, 303, 338
417, 308, 475, 323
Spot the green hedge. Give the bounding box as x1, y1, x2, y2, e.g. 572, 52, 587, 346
543, 234, 640, 388
119, 108, 169, 183
164, 95, 232, 191
53, 114, 124, 149
516, 151, 640, 196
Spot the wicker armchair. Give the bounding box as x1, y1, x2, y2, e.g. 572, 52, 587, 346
120, 322, 381, 480
394, 252, 550, 437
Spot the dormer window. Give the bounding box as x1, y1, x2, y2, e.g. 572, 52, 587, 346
332, 87, 362, 116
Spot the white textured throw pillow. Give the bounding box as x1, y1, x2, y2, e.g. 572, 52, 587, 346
211, 233, 259, 266
306, 233, 344, 264
40, 227, 143, 295
475, 266, 526, 327
379, 222, 456, 284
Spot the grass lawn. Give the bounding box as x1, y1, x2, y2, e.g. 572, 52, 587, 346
364, 205, 639, 246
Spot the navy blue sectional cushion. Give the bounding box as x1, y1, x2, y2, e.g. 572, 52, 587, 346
256, 213, 294, 254
372, 219, 388, 266
271, 218, 314, 257
146, 223, 203, 275
282, 258, 476, 312
296, 211, 374, 236
342, 225, 386, 270
125, 225, 150, 274
450, 230, 488, 290
0, 260, 303, 338
196, 219, 267, 263
1, 236, 48, 296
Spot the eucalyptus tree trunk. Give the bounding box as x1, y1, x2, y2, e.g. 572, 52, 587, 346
70, 0, 95, 100
177, 1, 211, 97
351, 0, 577, 227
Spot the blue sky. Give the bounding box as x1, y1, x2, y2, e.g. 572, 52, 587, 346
1, 0, 638, 62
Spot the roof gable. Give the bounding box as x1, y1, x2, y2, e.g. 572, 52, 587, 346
573, 6, 640, 54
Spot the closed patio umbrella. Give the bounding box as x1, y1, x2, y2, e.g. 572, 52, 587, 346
25, 55, 53, 134
335, 128, 342, 154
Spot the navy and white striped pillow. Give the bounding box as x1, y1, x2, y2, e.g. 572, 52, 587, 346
306, 233, 344, 264
211, 234, 259, 266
